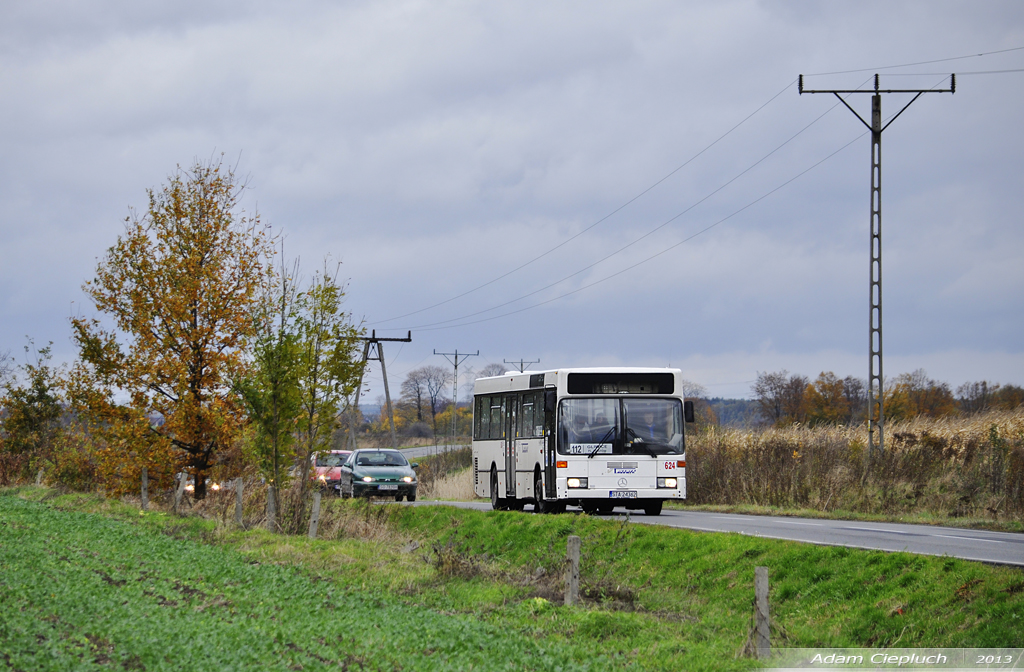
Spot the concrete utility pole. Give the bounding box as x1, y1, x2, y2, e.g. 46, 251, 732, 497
349, 330, 412, 451
504, 358, 540, 373
434, 348, 478, 448
799, 73, 954, 460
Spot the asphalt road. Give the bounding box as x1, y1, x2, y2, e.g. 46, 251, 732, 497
408, 500, 1024, 567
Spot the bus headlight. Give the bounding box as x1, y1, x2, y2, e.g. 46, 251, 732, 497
657, 477, 678, 489
567, 478, 588, 489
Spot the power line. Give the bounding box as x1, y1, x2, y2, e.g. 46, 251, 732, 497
370, 79, 796, 327
802, 45, 1024, 76
371, 49, 1015, 335
406, 78, 873, 331
414, 129, 868, 332
852, 69, 1024, 76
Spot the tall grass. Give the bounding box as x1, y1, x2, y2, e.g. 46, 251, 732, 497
687, 408, 1024, 521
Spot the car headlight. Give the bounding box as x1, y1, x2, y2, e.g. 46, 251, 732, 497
567, 477, 588, 489
318, 474, 327, 482
657, 477, 678, 488
402, 476, 414, 483
362, 476, 374, 482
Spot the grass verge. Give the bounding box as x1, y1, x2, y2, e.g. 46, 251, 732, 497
4, 486, 1024, 671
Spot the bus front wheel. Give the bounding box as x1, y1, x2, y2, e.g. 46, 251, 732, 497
644, 500, 663, 516
534, 472, 558, 514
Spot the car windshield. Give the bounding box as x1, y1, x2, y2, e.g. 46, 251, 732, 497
355, 451, 409, 467
316, 453, 348, 467
559, 398, 684, 455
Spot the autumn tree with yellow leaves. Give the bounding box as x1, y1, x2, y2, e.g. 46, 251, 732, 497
71, 159, 274, 498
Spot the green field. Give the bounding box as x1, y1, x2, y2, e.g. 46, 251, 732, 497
2, 488, 1023, 671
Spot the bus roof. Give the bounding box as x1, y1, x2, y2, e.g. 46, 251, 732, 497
473, 367, 683, 396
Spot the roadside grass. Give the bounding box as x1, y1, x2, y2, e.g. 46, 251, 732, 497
0, 489, 616, 672
7, 486, 1024, 671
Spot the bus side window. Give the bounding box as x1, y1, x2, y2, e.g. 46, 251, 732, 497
489, 397, 502, 439
532, 391, 548, 438
520, 393, 535, 437
475, 396, 487, 440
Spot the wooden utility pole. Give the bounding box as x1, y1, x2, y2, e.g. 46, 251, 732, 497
349, 330, 412, 451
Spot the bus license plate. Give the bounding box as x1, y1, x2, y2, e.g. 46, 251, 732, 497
378, 484, 398, 491
609, 490, 637, 499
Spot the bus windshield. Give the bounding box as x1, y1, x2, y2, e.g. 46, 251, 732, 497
558, 398, 684, 456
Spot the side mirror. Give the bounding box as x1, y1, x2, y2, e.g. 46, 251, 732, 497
684, 400, 695, 423
411, 463, 419, 469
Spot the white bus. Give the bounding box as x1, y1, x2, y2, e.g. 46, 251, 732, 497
472, 368, 693, 516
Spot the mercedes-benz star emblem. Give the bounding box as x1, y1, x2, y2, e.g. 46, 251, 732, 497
617, 478, 628, 488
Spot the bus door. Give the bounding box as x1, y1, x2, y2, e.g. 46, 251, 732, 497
504, 394, 518, 498
544, 389, 557, 499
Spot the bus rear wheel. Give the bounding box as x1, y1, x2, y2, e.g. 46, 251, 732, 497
490, 468, 507, 511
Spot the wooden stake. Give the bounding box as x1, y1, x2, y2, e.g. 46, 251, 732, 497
266, 486, 276, 532
173, 472, 187, 514
140, 467, 148, 511
308, 491, 322, 539
234, 477, 244, 526
565, 535, 581, 606
755, 566, 770, 659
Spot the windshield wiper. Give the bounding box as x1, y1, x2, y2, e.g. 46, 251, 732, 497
626, 427, 659, 457
588, 427, 616, 458
635, 441, 658, 457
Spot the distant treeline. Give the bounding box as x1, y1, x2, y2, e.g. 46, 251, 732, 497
726, 369, 1023, 428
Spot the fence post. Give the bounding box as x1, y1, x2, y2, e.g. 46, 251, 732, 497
234, 477, 244, 526
140, 467, 148, 511
564, 535, 581, 606
755, 566, 770, 659
308, 491, 322, 539
173, 472, 187, 514
35, 468, 44, 486
266, 486, 277, 532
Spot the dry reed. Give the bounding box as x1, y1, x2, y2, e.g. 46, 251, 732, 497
687, 408, 1024, 520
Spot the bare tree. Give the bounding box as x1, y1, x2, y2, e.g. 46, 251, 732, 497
477, 363, 507, 379
680, 379, 707, 399
957, 380, 994, 414
782, 374, 809, 423
402, 366, 451, 436
400, 373, 427, 423
0, 349, 12, 386
842, 376, 866, 423
752, 371, 789, 424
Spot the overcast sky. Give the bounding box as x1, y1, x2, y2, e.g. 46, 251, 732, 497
2, 0, 1022, 402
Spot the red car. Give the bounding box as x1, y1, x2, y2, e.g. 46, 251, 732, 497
311, 450, 351, 496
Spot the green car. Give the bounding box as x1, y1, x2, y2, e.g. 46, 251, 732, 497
340, 449, 418, 501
